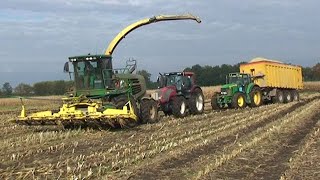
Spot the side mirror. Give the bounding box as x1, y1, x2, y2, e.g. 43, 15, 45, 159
63, 62, 69, 73
157, 75, 165, 88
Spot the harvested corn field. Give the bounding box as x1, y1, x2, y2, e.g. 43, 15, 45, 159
0, 90, 320, 179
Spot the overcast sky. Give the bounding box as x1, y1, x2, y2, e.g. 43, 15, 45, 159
1, 0, 319, 86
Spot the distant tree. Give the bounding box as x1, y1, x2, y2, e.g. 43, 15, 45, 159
14, 83, 33, 96
2, 82, 13, 96
312, 63, 320, 81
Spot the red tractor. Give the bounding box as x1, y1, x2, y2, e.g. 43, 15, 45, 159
152, 72, 204, 118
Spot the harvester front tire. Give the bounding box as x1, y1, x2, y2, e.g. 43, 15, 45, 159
189, 88, 204, 114
211, 93, 222, 110
231, 92, 246, 108
292, 90, 299, 101
284, 90, 293, 103
171, 96, 187, 118
140, 99, 159, 124
114, 95, 139, 128
249, 87, 262, 107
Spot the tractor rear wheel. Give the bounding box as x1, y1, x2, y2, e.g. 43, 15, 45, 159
292, 90, 299, 101
171, 96, 187, 118
272, 90, 284, 103
231, 92, 246, 108
189, 88, 204, 114
211, 93, 222, 110
140, 99, 159, 124
249, 87, 262, 107
284, 90, 293, 103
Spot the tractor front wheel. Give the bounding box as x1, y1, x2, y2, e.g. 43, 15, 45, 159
189, 88, 204, 114
211, 93, 222, 110
171, 96, 187, 118
232, 92, 246, 108
140, 99, 159, 124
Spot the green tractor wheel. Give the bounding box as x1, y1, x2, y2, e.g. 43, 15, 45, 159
211, 93, 222, 110
232, 92, 246, 108
249, 87, 262, 107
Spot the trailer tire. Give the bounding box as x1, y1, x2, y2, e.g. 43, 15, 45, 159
140, 99, 159, 124
249, 87, 262, 107
272, 90, 284, 103
211, 93, 222, 110
284, 90, 293, 103
291, 90, 299, 101
171, 96, 187, 118
232, 92, 246, 108
189, 88, 204, 114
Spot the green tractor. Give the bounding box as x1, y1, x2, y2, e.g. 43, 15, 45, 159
211, 73, 263, 109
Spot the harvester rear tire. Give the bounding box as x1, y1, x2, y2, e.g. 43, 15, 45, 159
231, 92, 246, 108
284, 90, 293, 103
211, 93, 222, 110
140, 99, 159, 124
171, 96, 187, 118
272, 90, 284, 103
292, 90, 299, 101
189, 88, 204, 114
249, 87, 262, 107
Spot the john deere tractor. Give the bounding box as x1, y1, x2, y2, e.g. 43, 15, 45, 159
211, 73, 262, 109
14, 14, 201, 128
152, 72, 204, 118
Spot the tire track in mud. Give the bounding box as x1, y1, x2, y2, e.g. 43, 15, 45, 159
204, 102, 320, 179
129, 96, 320, 179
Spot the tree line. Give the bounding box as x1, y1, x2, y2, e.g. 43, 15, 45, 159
1, 62, 319, 97
0, 80, 73, 97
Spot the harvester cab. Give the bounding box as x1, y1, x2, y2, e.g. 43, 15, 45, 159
211, 72, 262, 109
153, 72, 204, 118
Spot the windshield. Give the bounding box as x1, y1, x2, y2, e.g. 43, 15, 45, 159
73, 58, 112, 89
163, 74, 192, 90
228, 74, 250, 85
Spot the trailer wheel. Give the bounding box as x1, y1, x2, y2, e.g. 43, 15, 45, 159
232, 92, 246, 108
284, 90, 293, 103
249, 87, 262, 107
272, 90, 284, 103
291, 90, 299, 101
189, 88, 204, 114
211, 93, 223, 110
140, 99, 159, 124
171, 96, 187, 118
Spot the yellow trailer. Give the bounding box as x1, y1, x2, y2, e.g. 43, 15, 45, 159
240, 57, 303, 103
240, 57, 303, 89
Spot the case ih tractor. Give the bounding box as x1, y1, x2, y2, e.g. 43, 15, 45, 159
152, 72, 204, 118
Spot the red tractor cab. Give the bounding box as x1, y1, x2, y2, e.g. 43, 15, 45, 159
152, 72, 204, 118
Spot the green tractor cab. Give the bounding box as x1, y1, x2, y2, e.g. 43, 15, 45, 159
211, 73, 262, 109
